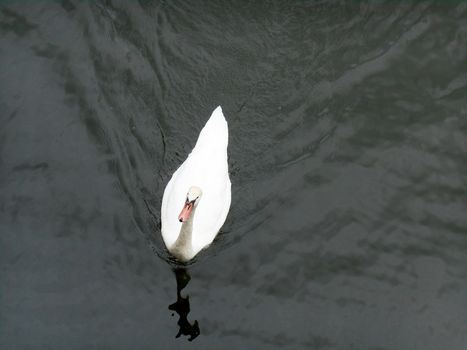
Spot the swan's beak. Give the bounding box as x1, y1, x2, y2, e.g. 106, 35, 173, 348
178, 201, 193, 223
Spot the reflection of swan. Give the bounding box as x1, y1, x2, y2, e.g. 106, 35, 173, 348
169, 268, 200, 341
161, 106, 231, 262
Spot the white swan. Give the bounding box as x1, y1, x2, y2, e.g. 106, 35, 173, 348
161, 106, 231, 262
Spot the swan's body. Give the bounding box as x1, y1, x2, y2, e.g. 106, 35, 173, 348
161, 106, 231, 262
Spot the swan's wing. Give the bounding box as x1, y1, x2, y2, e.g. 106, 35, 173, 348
161, 161, 188, 248
189, 151, 231, 254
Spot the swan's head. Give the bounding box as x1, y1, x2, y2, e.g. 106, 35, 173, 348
178, 186, 202, 223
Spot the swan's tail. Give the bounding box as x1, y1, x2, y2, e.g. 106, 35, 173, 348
194, 106, 228, 149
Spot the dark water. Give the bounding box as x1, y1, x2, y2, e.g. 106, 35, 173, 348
1, 1, 467, 349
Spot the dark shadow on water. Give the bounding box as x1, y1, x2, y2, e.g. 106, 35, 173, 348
168, 268, 200, 341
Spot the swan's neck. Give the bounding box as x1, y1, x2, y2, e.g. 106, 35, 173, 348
169, 206, 197, 262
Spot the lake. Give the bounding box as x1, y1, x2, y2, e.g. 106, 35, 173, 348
1, 1, 466, 349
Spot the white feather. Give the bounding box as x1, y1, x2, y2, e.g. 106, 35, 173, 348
161, 106, 231, 261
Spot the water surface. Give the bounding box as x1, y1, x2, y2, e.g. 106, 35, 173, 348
1, 1, 466, 349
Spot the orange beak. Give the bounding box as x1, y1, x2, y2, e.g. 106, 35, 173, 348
178, 201, 193, 222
